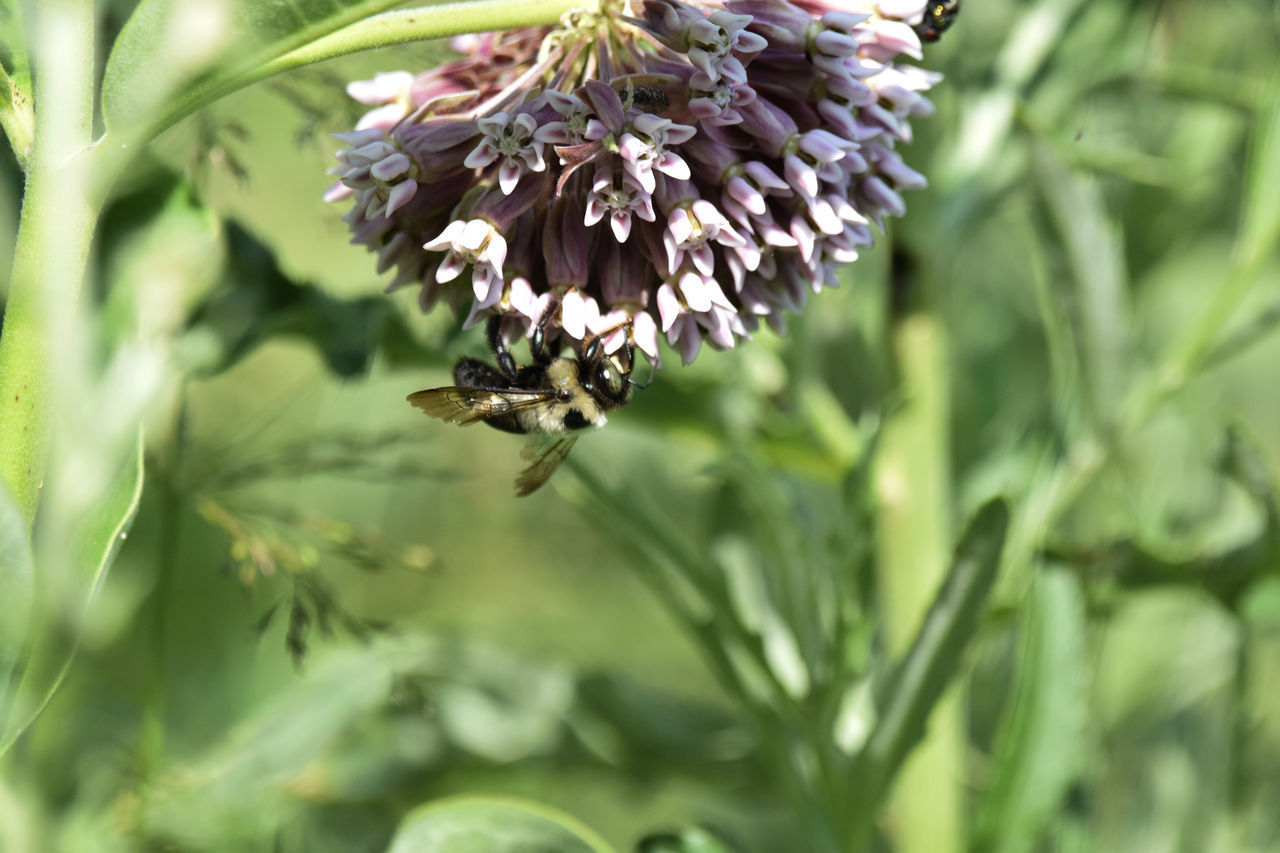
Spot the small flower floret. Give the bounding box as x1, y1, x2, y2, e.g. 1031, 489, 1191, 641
464, 111, 547, 194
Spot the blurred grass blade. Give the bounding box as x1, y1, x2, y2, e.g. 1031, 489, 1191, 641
944, 0, 1086, 182
387, 795, 617, 853
1033, 146, 1131, 426
0, 430, 143, 756
970, 568, 1087, 853
862, 498, 1010, 780
1166, 72, 1280, 385
99, 0, 405, 144
1239, 70, 1280, 270
0, 482, 34, 731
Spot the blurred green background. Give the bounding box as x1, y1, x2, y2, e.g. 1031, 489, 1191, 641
3, 0, 1280, 850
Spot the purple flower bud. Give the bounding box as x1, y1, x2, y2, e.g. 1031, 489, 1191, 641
599, 238, 653, 309
544, 194, 594, 289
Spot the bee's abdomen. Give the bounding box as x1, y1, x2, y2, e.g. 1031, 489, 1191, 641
455, 358, 510, 388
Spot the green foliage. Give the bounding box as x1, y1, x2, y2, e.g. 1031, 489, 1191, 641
971, 569, 1087, 853
2, 0, 1280, 851
387, 796, 616, 853
101, 0, 407, 140
0, 432, 143, 755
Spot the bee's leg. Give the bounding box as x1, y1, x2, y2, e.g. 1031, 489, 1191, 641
628, 345, 656, 390
529, 291, 567, 366
486, 316, 519, 381
579, 317, 634, 363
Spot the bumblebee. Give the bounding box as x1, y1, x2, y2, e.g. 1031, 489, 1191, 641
408, 304, 636, 495
914, 0, 960, 43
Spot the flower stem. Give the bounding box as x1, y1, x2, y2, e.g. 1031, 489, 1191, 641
107, 0, 598, 159
0, 0, 98, 525
269, 0, 600, 74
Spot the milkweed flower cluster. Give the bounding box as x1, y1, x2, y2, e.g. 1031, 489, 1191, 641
327, 0, 944, 365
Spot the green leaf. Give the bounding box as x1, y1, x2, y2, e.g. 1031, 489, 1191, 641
863, 498, 1010, 780
0, 480, 34, 729
0, 430, 144, 755
187, 221, 397, 378
387, 795, 617, 853
1239, 71, 1280, 269
1033, 145, 1131, 427
970, 569, 1088, 853
99, 0, 404, 142
141, 635, 434, 842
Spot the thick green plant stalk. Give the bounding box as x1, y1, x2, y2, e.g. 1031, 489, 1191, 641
874, 309, 962, 851
0, 0, 98, 525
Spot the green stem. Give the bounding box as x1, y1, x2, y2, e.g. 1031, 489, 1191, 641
871, 307, 961, 852
0, 0, 98, 526
270, 0, 597, 73
95, 0, 595, 167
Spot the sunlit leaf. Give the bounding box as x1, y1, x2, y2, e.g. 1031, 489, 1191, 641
1094, 589, 1240, 727
0, 431, 143, 755
1239, 73, 1280, 268
387, 796, 616, 853
971, 568, 1087, 853
100, 0, 404, 141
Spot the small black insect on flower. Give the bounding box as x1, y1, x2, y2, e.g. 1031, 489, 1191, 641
408, 297, 637, 496
914, 0, 961, 43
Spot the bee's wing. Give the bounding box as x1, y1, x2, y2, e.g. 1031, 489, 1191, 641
407, 386, 555, 427
514, 434, 580, 496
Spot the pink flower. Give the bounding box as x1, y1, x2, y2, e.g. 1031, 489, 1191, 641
326, 0, 949, 369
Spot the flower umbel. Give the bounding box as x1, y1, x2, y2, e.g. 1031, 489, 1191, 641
327, 0, 946, 365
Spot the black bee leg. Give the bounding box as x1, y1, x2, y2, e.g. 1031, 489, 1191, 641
530, 291, 567, 366
486, 316, 519, 381
578, 316, 635, 363
628, 345, 656, 390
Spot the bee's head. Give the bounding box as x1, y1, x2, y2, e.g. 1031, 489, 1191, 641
579, 335, 634, 410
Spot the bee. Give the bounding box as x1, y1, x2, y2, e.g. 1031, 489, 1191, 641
616, 78, 671, 113
914, 0, 960, 43
408, 304, 636, 495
